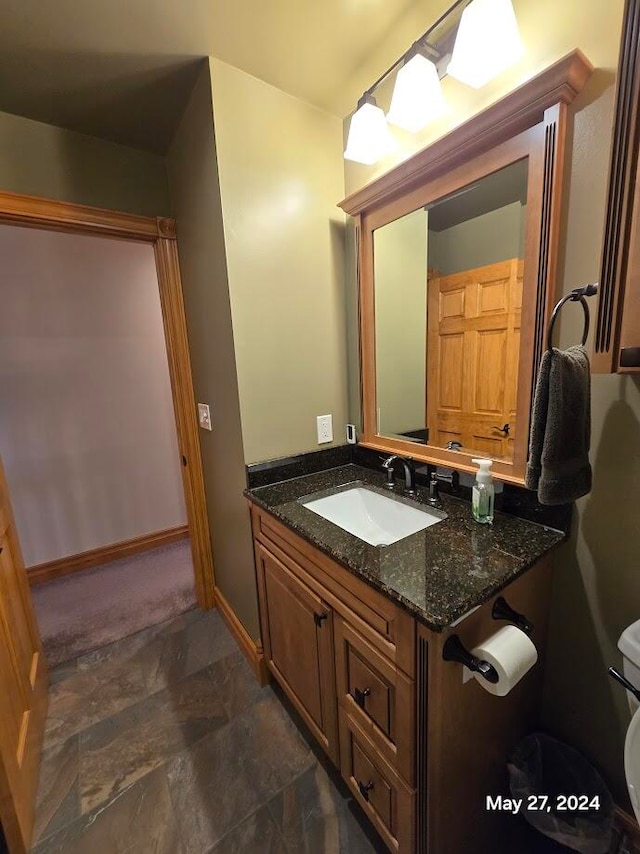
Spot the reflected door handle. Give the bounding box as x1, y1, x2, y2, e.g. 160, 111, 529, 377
492, 423, 510, 436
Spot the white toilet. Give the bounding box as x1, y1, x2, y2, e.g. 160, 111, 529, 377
617, 620, 640, 822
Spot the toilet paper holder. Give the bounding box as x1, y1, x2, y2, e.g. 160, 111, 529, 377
442, 635, 499, 683
492, 596, 533, 635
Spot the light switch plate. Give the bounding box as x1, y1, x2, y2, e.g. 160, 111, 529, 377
197, 403, 212, 431
316, 414, 333, 444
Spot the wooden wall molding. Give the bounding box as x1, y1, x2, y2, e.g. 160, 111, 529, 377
0, 190, 215, 609
0, 191, 172, 241
214, 586, 269, 686
27, 526, 189, 586
339, 50, 593, 217
593, 0, 640, 372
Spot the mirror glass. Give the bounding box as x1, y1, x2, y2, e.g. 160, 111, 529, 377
373, 158, 528, 461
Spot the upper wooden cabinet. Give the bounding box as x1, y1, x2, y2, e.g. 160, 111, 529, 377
339, 51, 593, 485
593, 0, 640, 373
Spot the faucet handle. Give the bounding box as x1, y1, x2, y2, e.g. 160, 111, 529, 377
428, 472, 439, 505
382, 455, 396, 489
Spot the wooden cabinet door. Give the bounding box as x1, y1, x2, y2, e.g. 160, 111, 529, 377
0, 456, 48, 853
427, 258, 522, 459
255, 542, 338, 763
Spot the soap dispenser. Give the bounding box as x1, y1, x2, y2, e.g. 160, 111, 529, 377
472, 458, 494, 524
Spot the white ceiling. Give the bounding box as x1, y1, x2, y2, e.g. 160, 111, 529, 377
0, 0, 447, 152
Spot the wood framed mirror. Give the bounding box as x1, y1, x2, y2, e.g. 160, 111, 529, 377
339, 50, 593, 485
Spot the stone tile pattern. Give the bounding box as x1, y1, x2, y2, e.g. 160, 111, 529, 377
33, 610, 383, 854
246, 464, 566, 632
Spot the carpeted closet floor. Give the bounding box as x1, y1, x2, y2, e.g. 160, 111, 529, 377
31, 539, 197, 666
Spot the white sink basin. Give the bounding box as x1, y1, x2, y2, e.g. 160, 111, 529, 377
302, 485, 445, 546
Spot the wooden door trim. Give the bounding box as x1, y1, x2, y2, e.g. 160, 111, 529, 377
0, 191, 215, 609
0, 458, 49, 854
0, 190, 175, 241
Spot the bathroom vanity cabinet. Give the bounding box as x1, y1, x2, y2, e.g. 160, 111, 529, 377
250, 501, 553, 854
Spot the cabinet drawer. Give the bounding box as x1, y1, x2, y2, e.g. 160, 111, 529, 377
250, 503, 415, 677
335, 615, 415, 785
339, 710, 415, 853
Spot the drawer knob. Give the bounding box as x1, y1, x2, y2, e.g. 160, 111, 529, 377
353, 686, 371, 708
358, 779, 374, 801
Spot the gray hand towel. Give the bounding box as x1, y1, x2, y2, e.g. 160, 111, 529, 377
525, 344, 592, 505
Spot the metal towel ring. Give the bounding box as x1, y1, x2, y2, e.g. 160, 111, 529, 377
546, 283, 598, 351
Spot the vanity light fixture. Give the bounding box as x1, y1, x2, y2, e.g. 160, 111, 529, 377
447, 0, 523, 88
343, 94, 396, 165
387, 50, 446, 133
344, 0, 523, 165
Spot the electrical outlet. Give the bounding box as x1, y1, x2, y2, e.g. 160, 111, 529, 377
197, 403, 212, 431
316, 414, 333, 444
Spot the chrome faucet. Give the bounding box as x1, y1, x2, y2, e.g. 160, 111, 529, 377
427, 469, 459, 505
382, 455, 416, 495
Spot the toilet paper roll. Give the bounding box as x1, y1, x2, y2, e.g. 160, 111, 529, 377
471, 625, 538, 696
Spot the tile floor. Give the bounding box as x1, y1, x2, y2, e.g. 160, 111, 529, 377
33, 608, 385, 853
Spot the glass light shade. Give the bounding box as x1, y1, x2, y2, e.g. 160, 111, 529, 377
344, 97, 395, 165
447, 0, 523, 89
387, 54, 446, 133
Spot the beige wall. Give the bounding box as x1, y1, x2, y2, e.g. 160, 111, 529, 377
0, 225, 186, 566
344, 0, 631, 802
210, 58, 348, 464
429, 202, 525, 276
166, 64, 260, 639
0, 110, 170, 215
374, 208, 427, 436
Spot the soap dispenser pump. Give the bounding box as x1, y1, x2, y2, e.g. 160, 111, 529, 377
472, 458, 494, 524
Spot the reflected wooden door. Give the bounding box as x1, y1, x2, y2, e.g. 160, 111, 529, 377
427, 259, 523, 458
0, 455, 48, 853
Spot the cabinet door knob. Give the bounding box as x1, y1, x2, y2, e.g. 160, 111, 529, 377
358, 779, 374, 801
313, 612, 328, 628
353, 687, 371, 708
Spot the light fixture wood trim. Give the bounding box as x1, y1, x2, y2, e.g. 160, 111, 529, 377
214, 586, 269, 685
0, 191, 215, 610
27, 525, 189, 586
339, 49, 592, 217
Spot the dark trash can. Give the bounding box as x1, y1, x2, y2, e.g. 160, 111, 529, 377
508, 733, 614, 853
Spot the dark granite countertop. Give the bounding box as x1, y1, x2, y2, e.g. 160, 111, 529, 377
245, 464, 565, 632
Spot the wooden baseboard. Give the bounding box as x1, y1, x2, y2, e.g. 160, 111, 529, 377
214, 585, 269, 686
27, 525, 190, 585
